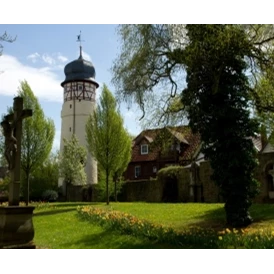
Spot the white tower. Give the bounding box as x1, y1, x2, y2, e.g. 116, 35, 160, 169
58, 42, 99, 191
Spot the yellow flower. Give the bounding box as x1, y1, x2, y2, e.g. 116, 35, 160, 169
218, 236, 223, 240
225, 228, 231, 234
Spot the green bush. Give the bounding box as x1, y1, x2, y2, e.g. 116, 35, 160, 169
42, 190, 58, 202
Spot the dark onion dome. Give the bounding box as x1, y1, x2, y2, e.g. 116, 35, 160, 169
61, 51, 99, 88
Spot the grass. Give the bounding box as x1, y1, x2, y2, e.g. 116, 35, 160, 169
33, 203, 174, 249
32, 202, 274, 248
84, 202, 274, 232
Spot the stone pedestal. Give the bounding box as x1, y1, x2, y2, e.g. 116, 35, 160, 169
0, 206, 35, 249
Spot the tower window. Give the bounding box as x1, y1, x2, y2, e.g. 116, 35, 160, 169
69, 127, 71, 132
70, 104, 72, 108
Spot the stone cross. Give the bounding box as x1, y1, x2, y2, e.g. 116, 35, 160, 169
1, 97, 32, 206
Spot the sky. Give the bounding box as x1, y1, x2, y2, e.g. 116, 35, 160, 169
0, 25, 143, 151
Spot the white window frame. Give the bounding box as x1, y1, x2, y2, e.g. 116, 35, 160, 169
135, 166, 141, 178
141, 144, 148, 155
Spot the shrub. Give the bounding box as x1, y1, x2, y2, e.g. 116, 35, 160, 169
42, 190, 58, 202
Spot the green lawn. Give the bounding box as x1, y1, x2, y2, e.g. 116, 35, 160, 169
33, 202, 274, 248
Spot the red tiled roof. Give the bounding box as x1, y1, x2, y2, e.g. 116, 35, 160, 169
130, 126, 201, 164
250, 135, 262, 152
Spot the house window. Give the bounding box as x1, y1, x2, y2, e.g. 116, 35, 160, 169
141, 144, 148, 155
153, 166, 157, 173
135, 166, 141, 178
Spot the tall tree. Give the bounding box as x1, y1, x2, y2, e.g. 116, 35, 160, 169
181, 25, 259, 227
86, 84, 132, 205
18, 80, 55, 205
112, 24, 274, 227
59, 134, 87, 197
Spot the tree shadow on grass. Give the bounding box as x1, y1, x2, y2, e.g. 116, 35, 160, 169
60, 228, 177, 249
34, 208, 76, 216
34, 202, 102, 208
176, 205, 227, 232
249, 204, 274, 222
176, 203, 274, 232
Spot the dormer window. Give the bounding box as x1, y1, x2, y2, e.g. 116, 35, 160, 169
141, 144, 148, 155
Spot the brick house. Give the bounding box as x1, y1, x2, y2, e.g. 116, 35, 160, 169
124, 126, 201, 181
122, 126, 274, 203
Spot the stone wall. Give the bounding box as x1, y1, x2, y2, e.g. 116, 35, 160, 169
254, 152, 274, 203
199, 161, 221, 203
65, 152, 274, 203
120, 152, 274, 203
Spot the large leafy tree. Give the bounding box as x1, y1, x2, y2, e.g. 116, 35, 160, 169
112, 24, 274, 227
59, 134, 87, 192
18, 80, 55, 204
86, 84, 132, 205
181, 25, 259, 227
0, 31, 16, 56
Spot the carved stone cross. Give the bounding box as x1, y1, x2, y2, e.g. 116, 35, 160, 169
1, 97, 32, 206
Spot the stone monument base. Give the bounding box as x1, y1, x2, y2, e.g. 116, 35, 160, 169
0, 206, 35, 249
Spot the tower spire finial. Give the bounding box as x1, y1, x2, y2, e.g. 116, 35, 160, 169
77, 31, 85, 59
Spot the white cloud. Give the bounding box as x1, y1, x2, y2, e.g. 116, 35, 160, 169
27, 52, 68, 67
27, 52, 40, 63
0, 55, 63, 102
81, 50, 92, 62
42, 54, 56, 65
57, 54, 68, 63
82, 51, 91, 61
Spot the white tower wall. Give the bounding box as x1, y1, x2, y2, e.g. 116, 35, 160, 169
58, 80, 98, 188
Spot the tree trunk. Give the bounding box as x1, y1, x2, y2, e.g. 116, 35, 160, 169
65, 180, 70, 202
26, 171, 30, 206
106, 169, 109, 205
225, 190, 253, 227
114, 180, 117, 202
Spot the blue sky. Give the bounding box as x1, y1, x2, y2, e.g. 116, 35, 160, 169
0, 25, 142, 151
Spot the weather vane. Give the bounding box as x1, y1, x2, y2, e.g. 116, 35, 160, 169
77, 31, 85, 57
